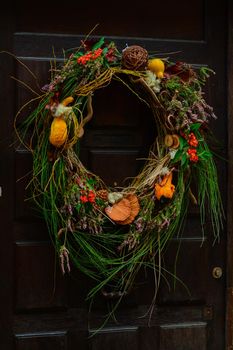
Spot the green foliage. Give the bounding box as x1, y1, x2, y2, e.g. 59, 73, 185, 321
198, 67, 215, 85
92, 37, 105, 50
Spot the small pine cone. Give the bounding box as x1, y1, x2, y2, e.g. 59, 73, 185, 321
96, 189, 108, 201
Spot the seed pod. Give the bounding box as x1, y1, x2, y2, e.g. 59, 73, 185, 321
164, 134, 174, 147
164, 134, 180, 149
171, 134, 180, 149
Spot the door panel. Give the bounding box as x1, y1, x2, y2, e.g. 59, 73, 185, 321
159, 323, 207, 350
14, 241, 65, 310
15, 331, 67, 350
0, 0, 227, 349
15, 0, 204, 40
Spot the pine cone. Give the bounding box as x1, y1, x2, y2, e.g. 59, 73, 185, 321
96, 189, 108, 201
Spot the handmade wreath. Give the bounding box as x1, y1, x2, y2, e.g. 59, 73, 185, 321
16, 37, 223, 307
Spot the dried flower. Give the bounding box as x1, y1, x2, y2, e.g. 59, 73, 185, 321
106, 47, 117, 63
134, 217, 145, 233
169, 149, 178, 159
60, 246, 71, 274
117, 232, 139, 251
158, 218, 171, 232
145, 70, 161, 93
67, 204, 73, 215
76, 215, 103, 235
160, 166, 170, 176
165, 61, 196, 83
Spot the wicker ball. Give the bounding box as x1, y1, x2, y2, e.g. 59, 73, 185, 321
122, 45, 148, 71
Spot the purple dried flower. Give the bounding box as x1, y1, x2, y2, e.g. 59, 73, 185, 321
158, 219, 171, 232
67, 204, 73, 215
41, 84, 50, 91
67, 218, 73, 232
135, 217, 145, 233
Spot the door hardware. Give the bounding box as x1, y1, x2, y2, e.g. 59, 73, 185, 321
212, 267, 223, 279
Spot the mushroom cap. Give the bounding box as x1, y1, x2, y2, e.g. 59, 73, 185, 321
105, 198, 131, 221
116, 194, 140, 225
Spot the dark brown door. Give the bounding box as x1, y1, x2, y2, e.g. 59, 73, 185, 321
0, 0, 228, 349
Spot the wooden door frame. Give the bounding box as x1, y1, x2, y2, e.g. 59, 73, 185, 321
227, 0, 233, 348
0, 4, 15, 350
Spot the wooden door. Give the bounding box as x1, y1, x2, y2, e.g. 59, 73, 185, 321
0, 0, 228, 349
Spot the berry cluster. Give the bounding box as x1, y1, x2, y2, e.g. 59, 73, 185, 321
187, 132, 199, 162
77, 48, 103, 65
80, 190, 96, 203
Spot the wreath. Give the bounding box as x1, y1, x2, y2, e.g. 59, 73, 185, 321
16, 37, 223, 312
